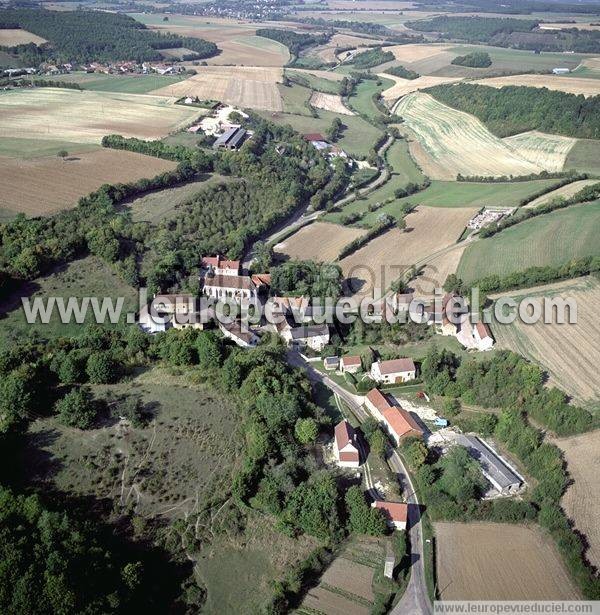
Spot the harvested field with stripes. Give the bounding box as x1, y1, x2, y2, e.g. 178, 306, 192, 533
381, 75, 462, 101
435, 522, 580, 600
394, 92, 543, 180
490, 276, 600, 408
0, 149, 177, 216
503, 131, 577, 173
150, 66, 283, 111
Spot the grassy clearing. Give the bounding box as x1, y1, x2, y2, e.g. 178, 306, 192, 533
348, 77, 394, 122
286, 69, 341, 94
32, 72, 188, 94
458, 200, 600, 283
278, 83, 312, 115
257, 109, 383, 157
0, 137, 100, 159
0, 255, 138, 342
127, 174, 236, 224
564, 138, 600, 175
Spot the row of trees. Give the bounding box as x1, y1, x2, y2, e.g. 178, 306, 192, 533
338, 213, 396, 259
385, 64, 420, 80
451, 51, 492, 67
0, 9, 218, 63
427, 82, 600, 139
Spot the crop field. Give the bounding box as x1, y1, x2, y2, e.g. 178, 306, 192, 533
274, 221, 366, 262
0, 255, 138, 342
129, 174, 238, 224
504, 131, 577, 172
0, 28, 46, 46
0, 136, 100, 159
0, 149, 177, 217
554, 429, 600, 570
311, 90, 354, 115
474, 73, 600, 98
298, 536, 386, 615
151, 66, 284, 111
490, 277, 600, 408
435, 522, 580, 600
339, 206, 475, 297
394, 93, 543, 180
257, 109, 383, 157
0, 88, 199, 143
564, 138, 600, 174
457, 201, 600, 283
35, 72, 189, 94
525, 179, 599, 208
208, 35, 290, 67
380, 74, 462, 102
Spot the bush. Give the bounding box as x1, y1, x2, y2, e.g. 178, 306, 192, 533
87, 352, 121, 384
55, 387, 97, 429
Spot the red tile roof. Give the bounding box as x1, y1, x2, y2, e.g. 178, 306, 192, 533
475, 321, 493, 340
382, 406, 423, 440
251, 273, 271, 287
366, 388, 393, 413
342, 355, 362, 366
377, 358, 416, 375
374, 500, 408, 523
201, 255, 240, 271
303, 133, 326, 142
203, 274, 255, 291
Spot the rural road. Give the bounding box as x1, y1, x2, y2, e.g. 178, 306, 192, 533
287, 351, 433, 615
242, 134, 394, 270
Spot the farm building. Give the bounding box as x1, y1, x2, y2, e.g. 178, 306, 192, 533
340, 355, 362, 373
371, 358, 416, 384
333, 419, 360, 468
213, 126, 247, 150
552, 67, 570, 74
364, 389, 424, 446
457, 435, 523, 495
372, 501, 408, 531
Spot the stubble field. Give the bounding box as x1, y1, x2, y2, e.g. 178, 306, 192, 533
490, 276, 600, 408
380, 75, 462, 102
274, 221, 366, 262
151, 66, 284, 111
435, 522, 580, 600
503, 130, 577, 172
554, 429, 600, 571
474, 73, 600, 97
310, 91, 354, 114
0, 149, 177, 216
0, 28, 46, 46
394, 92, 543, 179
339, 205, 475, 297
0, 88, 199, 143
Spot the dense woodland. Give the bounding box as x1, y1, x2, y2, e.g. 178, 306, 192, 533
407, 14, 600, 52
427, 82, 600, 138
451, 50, 492, 67
385, 64, 420, 79
256, 28, 330, 56
0, 9, 217, 63
349, 47, 394, 69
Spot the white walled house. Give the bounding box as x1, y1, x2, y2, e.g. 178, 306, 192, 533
372, 501, 408, 531
218, 321, 259, 348
473, 322, 495, 351
288, 324, 330, 352
341, 355, 362, 374
202, 274, 257, 302
333, 420, 360, 468
370, 358, 416, 384
200, 255, 241, 276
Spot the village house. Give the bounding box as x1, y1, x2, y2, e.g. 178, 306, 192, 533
287, 324, 330, 352
218, 321, 259, 348
340, 355, 362, 374
333, 419, 360, 468
364, 389, 424, 446
473, 321, 495, 351
202, 274, 258, 302
138, 304, 169, 334
324, 356, 340, 371
201, 255, 241, 276
370, 358, 416, 384
372, 500, 408, 531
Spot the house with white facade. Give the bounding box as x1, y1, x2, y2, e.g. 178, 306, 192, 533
372, 501, 408, 531
333, 420, 360, 468
340, 355, 362, 374
218, 321, 259, 348
200, 255, 241, 276
370, 358, 416, 384
202, 274, 258, 302
473, 322, 495, 351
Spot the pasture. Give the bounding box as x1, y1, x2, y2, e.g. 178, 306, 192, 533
34, 72, 189, 94
394, 93, 542, 180
564, 138, 600, 174
150, 66, 284, 112
490, 276, 600, 408
274, 221, 366, 262
339, 206, 475, 297
380, 75, 462, 102
286, 68, 343, 94
0, 149, 177, 217
0, 88, 199, 143
280, 83, 312, 115
435, 522, 580, 600
0, 28, 46, 46
297, 536, 386, 615
311, 91, 354, 115
457, 201, 600, 283
555, 429, 600, 571
348, 77, 393, 120
474, 73, 600, 98
0, 137, 100, 159
503, 131, 577, 172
